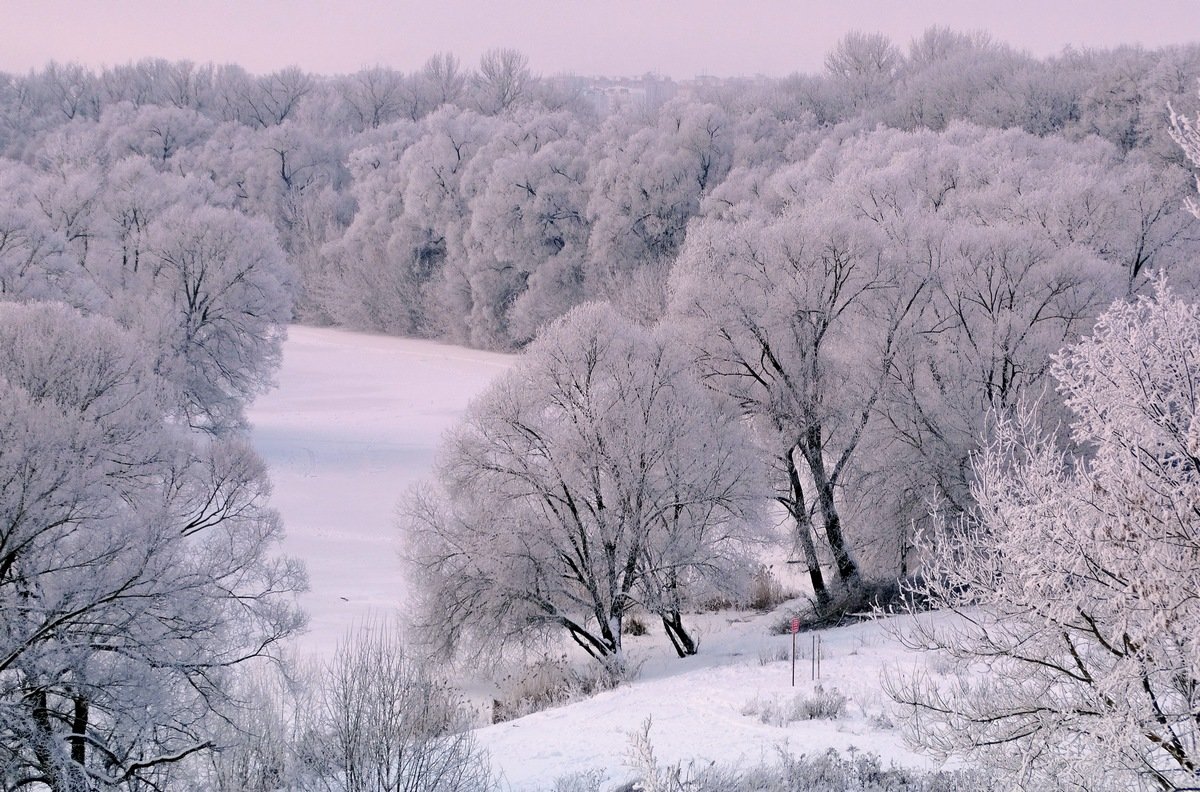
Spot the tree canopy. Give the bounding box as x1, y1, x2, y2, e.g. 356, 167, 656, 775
406, 303, 765, 668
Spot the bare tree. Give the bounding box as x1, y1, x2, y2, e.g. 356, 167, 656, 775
422, 53, 466, 109
824, 31, 904, 111
295, 622, 492, 792
340, 68, 407, 131
472, 49, 530, 116
242, 67, 315, 129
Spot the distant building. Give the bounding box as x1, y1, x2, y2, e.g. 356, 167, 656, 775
580, 74, 677, 115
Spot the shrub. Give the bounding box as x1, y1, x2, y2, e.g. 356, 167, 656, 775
302, 622, 493, 792
492, 655, 629, 723
623, 614, 649, 636
741, 685, 848, 725
547, 769, 608, 792
757, 644, 790, 666
792, 685, 848, 721
581, 723, 995, 792
201, 625, 495, 792
767, 747, 993, 792
748, 566, 792, 611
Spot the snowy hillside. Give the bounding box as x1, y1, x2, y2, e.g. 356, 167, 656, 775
475, 610, 943, 791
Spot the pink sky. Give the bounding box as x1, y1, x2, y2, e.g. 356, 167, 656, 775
2, 0, 1197, 78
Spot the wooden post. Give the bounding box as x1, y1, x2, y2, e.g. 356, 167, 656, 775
791, 630, 796, 687
790, 615, 800, 687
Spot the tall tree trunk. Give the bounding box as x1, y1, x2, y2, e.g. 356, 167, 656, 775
31, 689, 71, 792
803, 428, 861, 590
782, 450, 831, 611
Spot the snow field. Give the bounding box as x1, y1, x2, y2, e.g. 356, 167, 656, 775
247, 325, 514, 657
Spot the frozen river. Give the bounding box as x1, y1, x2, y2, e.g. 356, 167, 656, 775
247, 325, 512, 657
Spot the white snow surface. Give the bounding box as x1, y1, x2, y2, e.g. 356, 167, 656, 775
475, 610, 942, 791
249, 326, 939, 791
247, 325, 514, 656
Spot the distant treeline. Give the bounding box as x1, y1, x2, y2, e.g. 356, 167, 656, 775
2, 32, 1198, 352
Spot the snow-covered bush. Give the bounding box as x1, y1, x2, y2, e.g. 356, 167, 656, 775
491, 655, 627, 723
757, 644, 791, 666
296, 622, 494, 792
763, 748, 993, 792
600, 724, 994, 792
545, 768, 608, 792
741, 685, 848, 725
748, 566, 792, 611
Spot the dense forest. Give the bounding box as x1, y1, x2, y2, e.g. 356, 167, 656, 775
3, 27, 1200, 791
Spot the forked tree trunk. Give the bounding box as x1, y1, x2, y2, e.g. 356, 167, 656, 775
783, 450, 831, 611
661, 611, 697, 657
803, 429, 861, 590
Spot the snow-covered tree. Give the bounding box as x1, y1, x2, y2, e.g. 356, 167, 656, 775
825, 31, 904, 115
471, 49, 531, 116
95, 101, 215, 166
139, 204, 294, 432
585, 100, 732, 322
234, 67, 314, 129
669, 145, 931, 604
889, 280, 1200, 791
421, 53, 467, 110
886, 29, 1024, 132
320, 108, 495, 340
0, 162, 73, 304
315, 122, 423, 334
868, 126, 1124, 521
0, 301, 305, 791
405, 303, 765, 668
336, 67, 410, 132
459, 109, 591, 348
1171, 90, 1200, 219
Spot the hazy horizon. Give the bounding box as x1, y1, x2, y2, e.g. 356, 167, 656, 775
2, 0, 1198, 80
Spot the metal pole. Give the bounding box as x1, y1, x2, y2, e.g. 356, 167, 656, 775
791, 631, 796, 687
